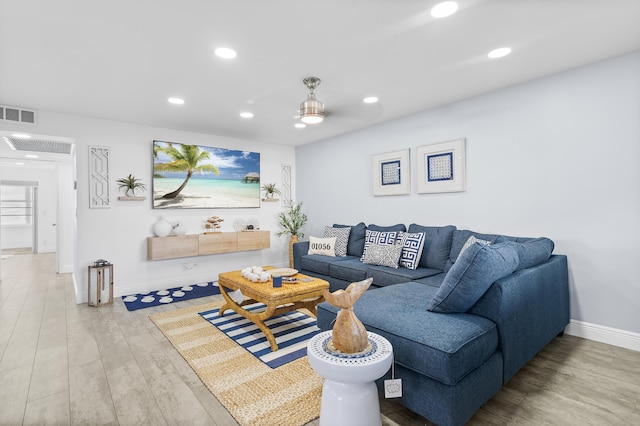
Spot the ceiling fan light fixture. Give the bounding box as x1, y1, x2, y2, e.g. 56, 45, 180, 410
299, 77, 325, 124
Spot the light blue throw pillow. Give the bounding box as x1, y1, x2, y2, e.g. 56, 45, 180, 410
428, 242, 519, 313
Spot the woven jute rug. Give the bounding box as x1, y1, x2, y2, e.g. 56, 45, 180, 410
149, 301, 322, 426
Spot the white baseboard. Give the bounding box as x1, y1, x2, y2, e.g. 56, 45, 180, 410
74, 271, 224, 304
565, 320, 640, 352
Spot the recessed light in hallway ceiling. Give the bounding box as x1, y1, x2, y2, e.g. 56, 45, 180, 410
431, 1, 458, 18
11, 133, 31, 139
488, 47, 512, 59
215, 47, 237, 59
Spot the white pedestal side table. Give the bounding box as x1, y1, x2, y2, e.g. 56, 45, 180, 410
307, 330, 393, 426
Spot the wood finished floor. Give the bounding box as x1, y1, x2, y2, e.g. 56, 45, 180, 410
1, 252, 638, 425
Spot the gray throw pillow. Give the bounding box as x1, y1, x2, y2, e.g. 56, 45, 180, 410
362, 243, 403, 269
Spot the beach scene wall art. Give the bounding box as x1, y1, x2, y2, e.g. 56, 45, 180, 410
153, 140, 261, 209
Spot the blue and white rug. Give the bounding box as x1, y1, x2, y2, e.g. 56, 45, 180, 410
199, 302, 321, 368
122, 281, 221, 311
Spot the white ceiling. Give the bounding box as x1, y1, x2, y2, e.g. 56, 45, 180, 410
1, 0, 639, 149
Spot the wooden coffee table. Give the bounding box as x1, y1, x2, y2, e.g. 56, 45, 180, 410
217, 268, 330, 352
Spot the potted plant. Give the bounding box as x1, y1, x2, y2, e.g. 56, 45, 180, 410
261, 183, 281, 201
116, 174, 146, 199
277, 202, 308, 267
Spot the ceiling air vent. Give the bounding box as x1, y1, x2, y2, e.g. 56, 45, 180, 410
5, 137, 73, 154
0, 105, 38, 125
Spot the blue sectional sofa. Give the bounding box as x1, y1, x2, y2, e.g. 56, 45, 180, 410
294, 223, 570, 426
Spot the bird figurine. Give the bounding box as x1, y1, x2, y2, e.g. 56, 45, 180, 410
321, 277, 373, 353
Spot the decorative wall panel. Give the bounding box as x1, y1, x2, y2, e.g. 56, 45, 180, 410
89, 145, 110, 208
281, 164, 292, 207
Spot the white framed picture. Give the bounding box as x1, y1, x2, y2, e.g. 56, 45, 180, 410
372, 149, 410, 196
417, 139, 466, 194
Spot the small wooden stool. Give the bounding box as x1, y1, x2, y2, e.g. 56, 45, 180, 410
87, 264, 114, 306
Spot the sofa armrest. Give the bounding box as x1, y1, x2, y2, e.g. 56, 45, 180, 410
469, 254, 569, 383
293, 241, 309, 270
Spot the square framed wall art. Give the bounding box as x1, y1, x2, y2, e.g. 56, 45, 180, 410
416, 138, 466, 194
372, 149, 410, 196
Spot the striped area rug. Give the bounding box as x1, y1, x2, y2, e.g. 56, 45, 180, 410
199, 302, 321, 368
149, 301, 322, 426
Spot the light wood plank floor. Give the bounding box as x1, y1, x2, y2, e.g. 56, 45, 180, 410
1, 253, 638, 425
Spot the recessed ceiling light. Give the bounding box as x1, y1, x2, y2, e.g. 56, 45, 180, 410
363, 96, 379, 104
11, 133, 31, 139
215, 47, 237, 59
25, 154, 39, 159
488, 47, 512, 59
294, 123, 306, 129
168, 97, 185, 105
15, 162, 25, 165
431, 1, 458, 18
240, 112, 254, 119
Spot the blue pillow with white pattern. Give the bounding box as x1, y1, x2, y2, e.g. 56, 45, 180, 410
361, 230, 398, 261
397, 231, 426, 270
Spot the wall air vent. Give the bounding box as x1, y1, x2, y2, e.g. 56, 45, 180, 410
4, 137, 73, 154
0, 105, 38, 125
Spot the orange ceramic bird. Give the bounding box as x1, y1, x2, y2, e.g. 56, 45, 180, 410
322, 277, 373, 353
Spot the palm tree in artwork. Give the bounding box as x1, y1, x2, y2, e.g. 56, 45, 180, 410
154, 144, 220, 199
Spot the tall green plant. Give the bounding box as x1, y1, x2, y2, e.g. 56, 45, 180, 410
277, 202, 308, 238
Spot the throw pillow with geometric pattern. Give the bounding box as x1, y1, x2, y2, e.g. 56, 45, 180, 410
362, 242, 403, 268
457, 235, 491, 260
397, 231, 426, 270
361, 230, 398, 261
324, 226, 351, 257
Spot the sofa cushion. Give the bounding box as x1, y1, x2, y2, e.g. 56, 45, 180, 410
361, 230, 398, 260
308, 236, 337, 256
367, 223, 407, 233
329, 258, 370, 282
407, 224, 456, 270
317, 282, 499, 386
429, 242, 519, 313
366, 266, 441, 287
397, 231, 426, 270
446, 229, 507, 270
334, 222, 367, 257
362, 243, 402, 268
514, 237, 554, 270
413, 273, 446, 288
324, 226, 351, 257
300, 254, 352, 275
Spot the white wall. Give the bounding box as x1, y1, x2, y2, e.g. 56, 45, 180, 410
296, 52, 640, 342
2, 112, 296, 302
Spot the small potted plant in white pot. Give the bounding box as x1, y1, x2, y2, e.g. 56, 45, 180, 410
261, 183, 281, 202
116, 174, 146, 200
